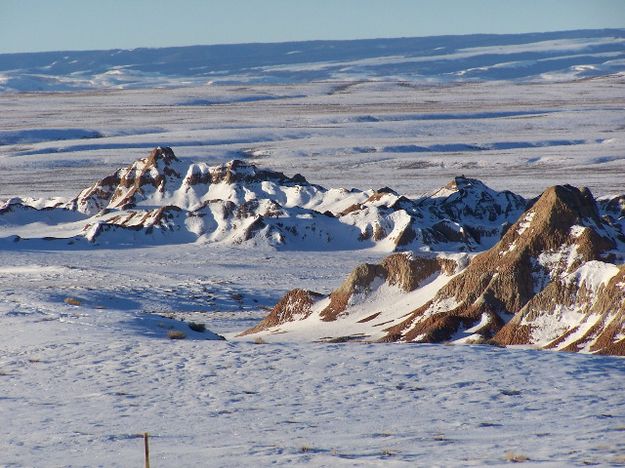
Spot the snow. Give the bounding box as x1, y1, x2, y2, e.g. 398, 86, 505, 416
566, 260, 620, 291
537, 243, 581, 278
570, 224, 587, 239
2, 76, 624, 201
0, 128, 103, 145
1, 30, 624, 94
465, 313, 492, 334
516, 210, 535, 236
554, 312, 603, 352
422, 296, 461, 319
2, 30, 625, 466
527, 304, 591, 346
4, 304, 625, 466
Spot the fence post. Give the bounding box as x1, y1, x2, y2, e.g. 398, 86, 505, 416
144, 432, 150, 468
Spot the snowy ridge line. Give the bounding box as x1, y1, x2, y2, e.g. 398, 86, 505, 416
1, 29, 624, 93
0, 146, 527, 251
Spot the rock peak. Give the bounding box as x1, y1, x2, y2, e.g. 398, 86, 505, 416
147, 146, 179, 166
209, 159, 310, 185
534, 184, 602, 227
445, 175, 483, 192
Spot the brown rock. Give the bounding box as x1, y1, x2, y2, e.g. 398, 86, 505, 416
319, 253, 459, 321
239, 289, 324, 335
384, 184, 618, 346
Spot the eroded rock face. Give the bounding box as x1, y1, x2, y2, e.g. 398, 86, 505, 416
417, 176, 528, 245
74, 147, 184, 215
239, 289, 324, 336
60, 147, 532, 251
492, 262, 625, 355
246, 183, 625, 355
320, 254, 458, 321
204, 159, 310, 186
241, 252, 463, 337
320, 263, 387, 322
382, 184, 619, 346
432, 177, 525, 221
586, 267, 625, 355
339, 175, 528, 251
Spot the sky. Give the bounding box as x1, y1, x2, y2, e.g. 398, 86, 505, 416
0, 0, 624, 54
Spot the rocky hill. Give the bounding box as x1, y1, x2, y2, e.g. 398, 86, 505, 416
0, 147, 526, 250
4, 146, 625, 355
243, 184, 625, 356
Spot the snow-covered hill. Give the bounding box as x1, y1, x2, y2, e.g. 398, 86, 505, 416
1, 29, 624, 92
244, 183, 625, 356
4, 145, 625, 355
0, 146, 527, 251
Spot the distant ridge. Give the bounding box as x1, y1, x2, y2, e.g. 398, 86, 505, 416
1, 29, 624, 92
0, 147, 526, 250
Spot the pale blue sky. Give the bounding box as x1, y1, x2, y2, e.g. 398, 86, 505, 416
1, 0, 624, 54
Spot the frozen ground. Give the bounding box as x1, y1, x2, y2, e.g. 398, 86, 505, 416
3, 319, 625, 466
2, 31, 625, 466
1, 245, 624, 466
1, 75, 624, 201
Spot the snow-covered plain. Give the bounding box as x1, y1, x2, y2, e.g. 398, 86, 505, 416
2, 75, 624, 201
4, 319, 625, 466
2, 30, 625, 466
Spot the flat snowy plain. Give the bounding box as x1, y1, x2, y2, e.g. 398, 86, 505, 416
2, 31, 625, 466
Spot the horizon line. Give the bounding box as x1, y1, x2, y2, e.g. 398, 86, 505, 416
1, 27, 623, 56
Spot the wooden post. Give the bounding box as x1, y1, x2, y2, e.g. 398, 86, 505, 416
144, 432, 150, 468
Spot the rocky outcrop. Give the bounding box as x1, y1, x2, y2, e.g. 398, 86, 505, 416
492, 261, 625, 355
241, 252, 464, 338
0, 197, 87, 226
320, 253, 458, 321
336, 175, 527, 252
416, 176, 527, 245
4, 147, 533, 251
80, 205, 197, 245
586, 266, 625, 355
200, 159, 309, 186
239, 289, 324, 336
245, 183, 625, 355
382, 184, 618, 345
73, 146, 184, 215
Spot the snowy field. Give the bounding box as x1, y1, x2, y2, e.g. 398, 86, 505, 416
3, 320, 625, 466
2, 30, 625, 466
1, 76, 625, 201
